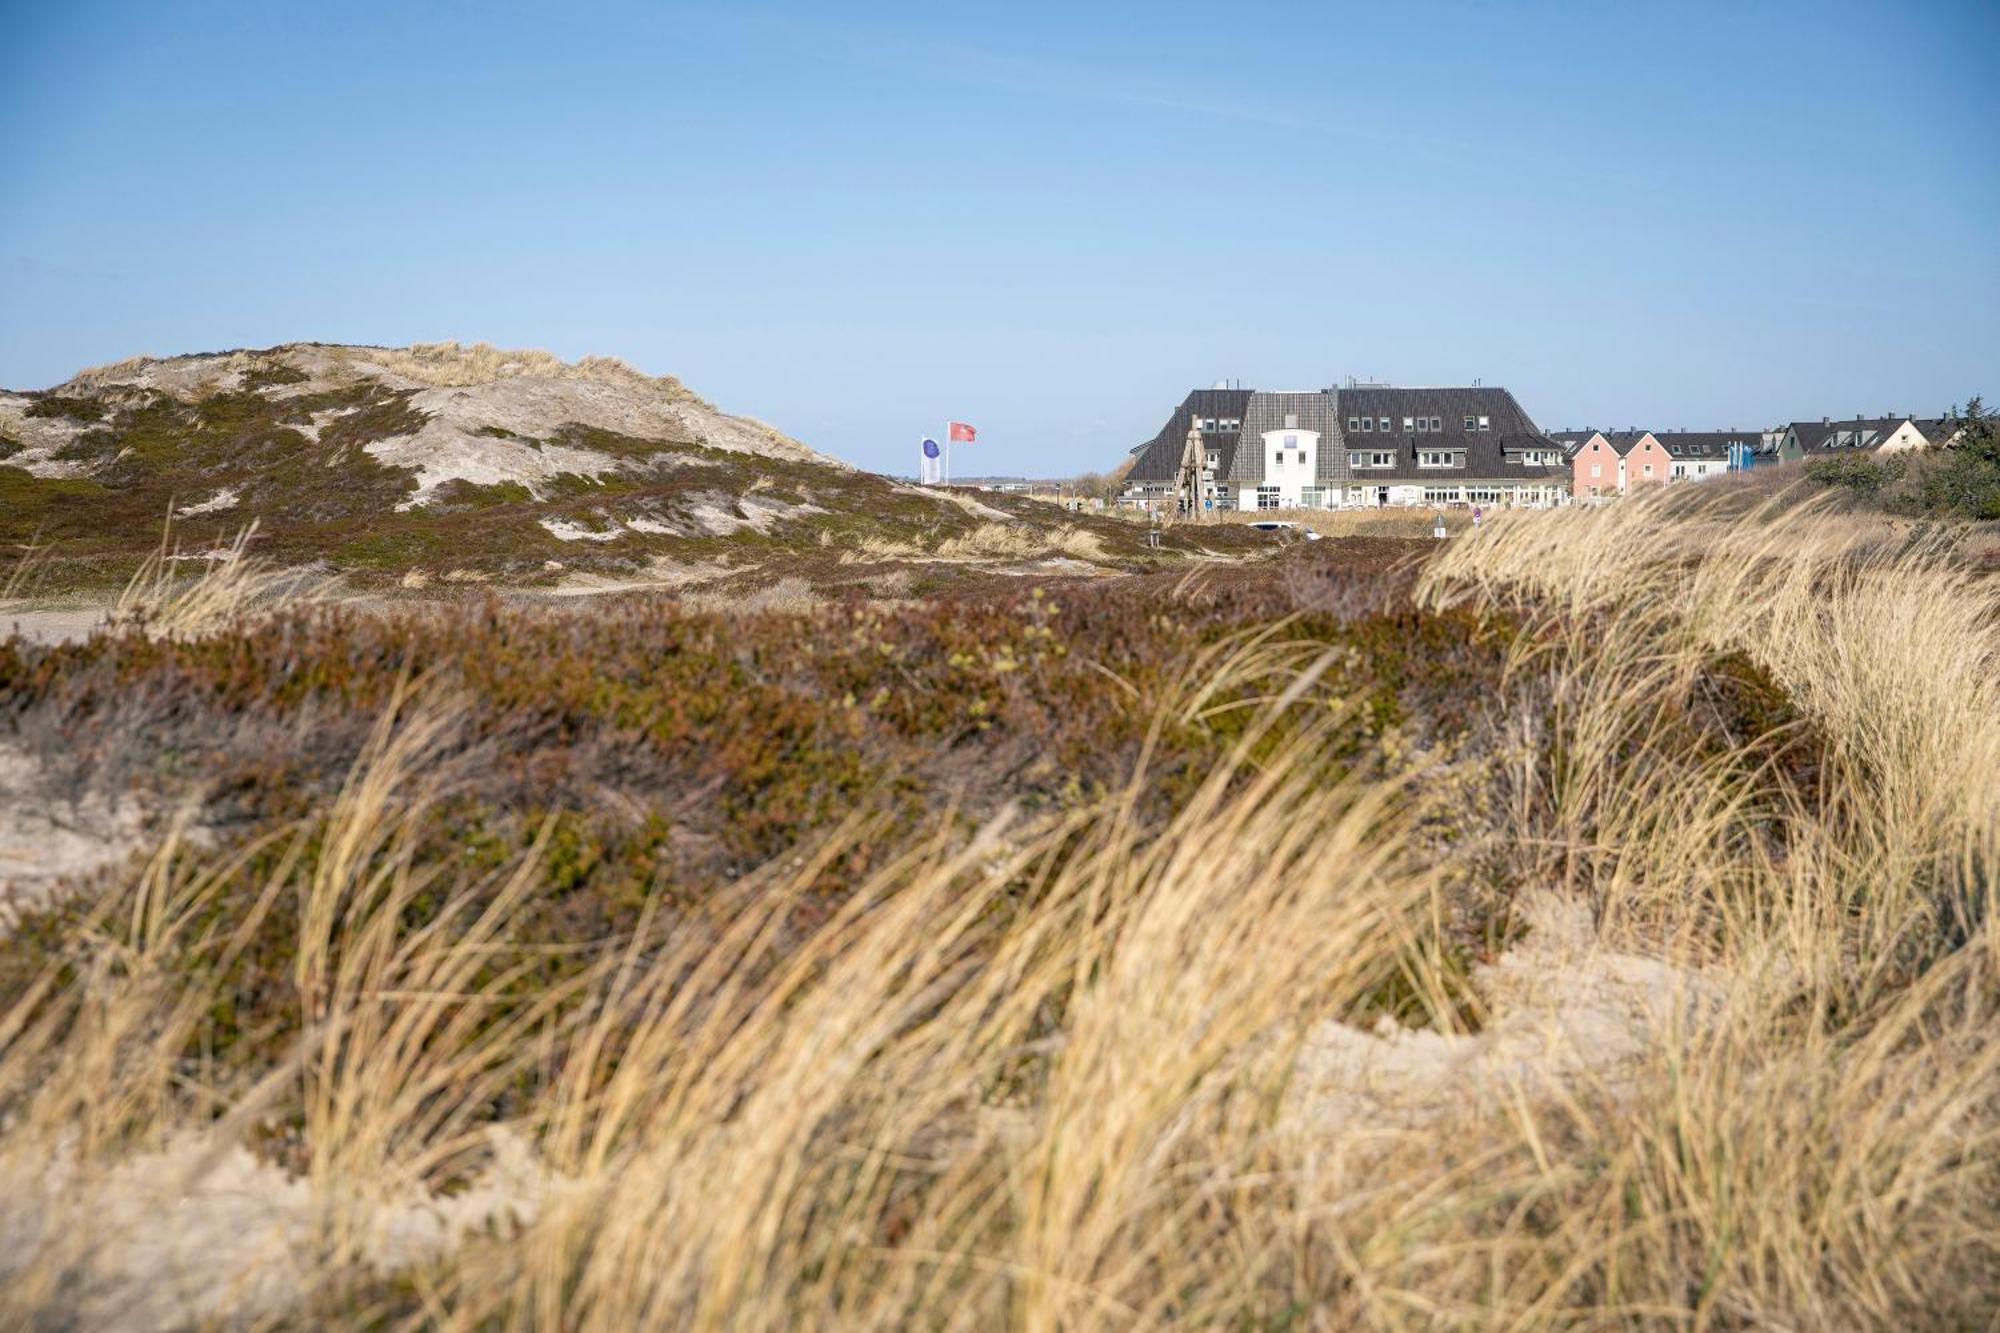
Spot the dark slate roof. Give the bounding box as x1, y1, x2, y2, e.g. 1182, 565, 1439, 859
1916, 417, 1963, 445
1230, 390, 1347, 485
1603, 430, 1653, 454
1125, 388, 1252, 482
1547, 429, 1602, 446
1327, 387, 1566, 484
1789, 417, 1909, 453
1650, 430, 1760, 461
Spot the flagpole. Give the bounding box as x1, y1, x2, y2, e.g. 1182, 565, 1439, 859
943, 423, 951, 489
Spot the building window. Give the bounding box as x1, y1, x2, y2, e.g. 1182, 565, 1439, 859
1478, 416, 1490, 431
1403, 416, 1415, 431
1347, 416, 1360, 431
1379, 417, 1391, 432
1256, 486, 1280, 511
1418, 451, 1462, 468
1643, 464, 1654, 476
1359, 417, 1373, 432
1284, 434, 1298, 448
1464, 415, 1477, 430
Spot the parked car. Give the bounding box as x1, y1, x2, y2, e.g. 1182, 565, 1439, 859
1245, 520, 1323, 541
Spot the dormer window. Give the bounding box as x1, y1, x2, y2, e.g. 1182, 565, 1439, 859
1347, 416, 1360, 431
1464, 415, 1477, 430
1360, 417, 1374, 432
1478, 416, 1490, 431
1379, 417, 1391, 432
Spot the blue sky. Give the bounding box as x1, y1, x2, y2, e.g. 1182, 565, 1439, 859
3, 1, 1996, 475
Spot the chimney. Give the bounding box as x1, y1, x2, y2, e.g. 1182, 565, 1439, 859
1822, 416, 1830, 425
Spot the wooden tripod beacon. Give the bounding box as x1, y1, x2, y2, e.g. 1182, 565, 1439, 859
1174, 417, 1206, 520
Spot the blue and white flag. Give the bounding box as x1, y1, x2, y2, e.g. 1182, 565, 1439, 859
919, 436, 942, 485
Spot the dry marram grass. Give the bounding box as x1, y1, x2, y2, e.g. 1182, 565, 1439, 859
112, 519, 341, 640
1, 497, 1995, 1327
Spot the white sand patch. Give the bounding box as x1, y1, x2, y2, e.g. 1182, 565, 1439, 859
0, 392, 94, 477
2, 607, 108, 645
625, 517, 677, 535
0, 1127, 553, 1332
545, 558, 740, 597
539, 518, 624, 543
681, 493, 827, 537
1291, 892, 1725, 1133
174, 487, 240, 517
0, 743, 149, 924
291, 405, 354, 444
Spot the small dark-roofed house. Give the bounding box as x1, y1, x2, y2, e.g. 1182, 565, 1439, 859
1775, 416, 1932, 461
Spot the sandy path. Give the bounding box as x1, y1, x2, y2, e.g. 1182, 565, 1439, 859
3, 606, 110, 645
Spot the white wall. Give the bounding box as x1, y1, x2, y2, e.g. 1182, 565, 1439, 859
1877, 420, 1929, 453
1258, 428, 1319, 508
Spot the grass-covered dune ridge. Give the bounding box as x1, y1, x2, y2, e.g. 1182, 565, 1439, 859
0, 497, 1996, 1326
0, 341, 1232, 589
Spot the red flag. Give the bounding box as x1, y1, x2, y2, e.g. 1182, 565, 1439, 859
948, 421, 976, 442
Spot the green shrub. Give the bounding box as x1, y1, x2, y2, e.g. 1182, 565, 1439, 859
1803, 453, 1904, 495
1911, 398, 2000, 520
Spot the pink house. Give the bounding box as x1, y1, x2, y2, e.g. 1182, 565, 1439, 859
1566, 430, 1670, 498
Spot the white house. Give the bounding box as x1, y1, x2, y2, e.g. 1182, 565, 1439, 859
1652, 430, 1759, 481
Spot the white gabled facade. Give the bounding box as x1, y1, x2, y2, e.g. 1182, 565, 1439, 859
1254, 427, 1320, 509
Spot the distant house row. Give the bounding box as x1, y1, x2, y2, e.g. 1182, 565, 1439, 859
1550, 429, 1756, 499
1549, 414, 1965, 498
1123, 385, 1972, 512
1770, 414, 1962, 459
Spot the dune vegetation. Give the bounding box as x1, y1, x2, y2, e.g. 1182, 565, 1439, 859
0, 492, 1995, 1328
